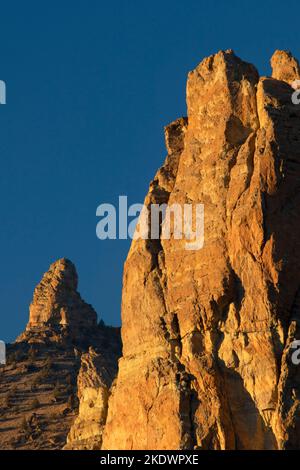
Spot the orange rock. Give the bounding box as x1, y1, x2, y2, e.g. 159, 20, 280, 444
102, 50, 300, 450
17, 258, 97, 343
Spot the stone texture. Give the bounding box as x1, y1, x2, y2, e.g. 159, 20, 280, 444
64, 346, 118, 450
2, 49, 300, 452
0, 342, 81, 450
0, 259, 121, 450
102, 50, 300, 450
17, 258, 97, 344
271, 50, 300, 84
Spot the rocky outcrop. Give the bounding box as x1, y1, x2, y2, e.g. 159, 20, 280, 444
271, 50, 300, 84
17, 259, 97, 344
102, 50, 300, 450
64, 347, 118, 450
0, 259, 121, 450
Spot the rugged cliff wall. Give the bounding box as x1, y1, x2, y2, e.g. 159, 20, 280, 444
102, 50, 300, 450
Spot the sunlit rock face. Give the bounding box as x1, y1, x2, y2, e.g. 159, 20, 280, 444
64, 347, 118, 450
17, 258, 97, 344
102, 50, 300, 450
6, 50, 300, 451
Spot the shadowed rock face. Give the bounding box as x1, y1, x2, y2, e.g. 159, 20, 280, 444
102, 50, 300, 450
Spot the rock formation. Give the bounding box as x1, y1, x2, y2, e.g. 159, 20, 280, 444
64, 347, 118, 450
271, 50, 300, 85
0, 259, 121, 450
17, 258, 98, 344
102, 50, 300, 450
2, 49, 300, 452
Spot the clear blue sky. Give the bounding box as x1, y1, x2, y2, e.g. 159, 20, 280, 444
0, 0, 299, 342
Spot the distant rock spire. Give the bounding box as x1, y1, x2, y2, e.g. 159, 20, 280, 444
17, 258, 97, 343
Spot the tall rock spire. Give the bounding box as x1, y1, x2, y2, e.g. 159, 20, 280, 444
101, 50, 300, 450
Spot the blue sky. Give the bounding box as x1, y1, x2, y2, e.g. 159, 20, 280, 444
0, 0, 299, 341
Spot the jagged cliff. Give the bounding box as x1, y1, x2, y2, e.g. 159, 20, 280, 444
1, 49, 300, 451
0, 259, 121, 450
101, 49, 300, 450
